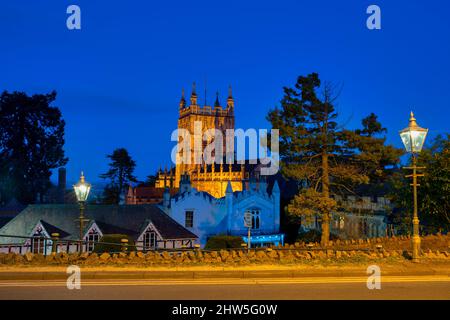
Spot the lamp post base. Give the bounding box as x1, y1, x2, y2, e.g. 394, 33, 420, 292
412, 234, 421, 263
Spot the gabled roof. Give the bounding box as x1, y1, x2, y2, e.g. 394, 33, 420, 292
94, 220, 138, 237
0, 204, 197, 244
39, 220, 71, 238
146, 213, 197, 240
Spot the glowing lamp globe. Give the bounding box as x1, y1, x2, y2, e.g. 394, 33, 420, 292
399, 112, 428, 154
73, 172, 91, 203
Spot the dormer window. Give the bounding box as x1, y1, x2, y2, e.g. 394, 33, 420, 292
143, 230, 156, 250
31, 227, 46, 254
86, 227, 100, 252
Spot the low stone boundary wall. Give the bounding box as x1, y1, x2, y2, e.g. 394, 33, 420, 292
0, 247, 449, 266
286, 233, 450, 251
0, 233, 448, 266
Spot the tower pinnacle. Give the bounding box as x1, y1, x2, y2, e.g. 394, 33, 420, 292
179, 88, 186, 109
190, 82, 197, 105
227, 85, 234, 109
214, 91, 220, 107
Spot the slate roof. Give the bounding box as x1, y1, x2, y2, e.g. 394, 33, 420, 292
0, 204, 197, 245
39, 220, 71, 238
94, 220, 138, 237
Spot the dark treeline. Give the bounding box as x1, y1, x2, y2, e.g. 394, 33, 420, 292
0, 91, 67, 204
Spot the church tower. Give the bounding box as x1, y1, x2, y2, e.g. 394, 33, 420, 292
154, 83, 255, 198
174, 83, 241, 197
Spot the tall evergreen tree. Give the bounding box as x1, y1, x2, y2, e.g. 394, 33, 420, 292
339, 113, 404, 194
0, 91, 67, 204
100, 148, 137, 204
267, 73, 401, 245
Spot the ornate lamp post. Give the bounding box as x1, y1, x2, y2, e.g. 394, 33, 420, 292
73, 172, 91, 252
399, 112, 428, 262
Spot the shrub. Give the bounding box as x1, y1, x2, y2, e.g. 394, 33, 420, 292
93, 234, 136, 253
204, 235, 244, 250
296, 230, 339, 243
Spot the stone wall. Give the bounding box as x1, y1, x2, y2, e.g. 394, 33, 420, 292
1, 238, 449, 267
1, 234, 448, 266
0, 249, 448, 267
286, 233, 450, 251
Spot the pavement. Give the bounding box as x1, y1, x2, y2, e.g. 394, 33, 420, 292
0, 261, 449, 280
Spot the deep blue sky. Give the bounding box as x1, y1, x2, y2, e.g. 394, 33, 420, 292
1, 0, 449, 184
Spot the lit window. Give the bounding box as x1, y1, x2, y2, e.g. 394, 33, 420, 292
86, 228, 100, 252
143, 230, 156, 250
185, 211, 194, 228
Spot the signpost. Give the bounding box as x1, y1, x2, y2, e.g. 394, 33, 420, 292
244, 212, 252, 253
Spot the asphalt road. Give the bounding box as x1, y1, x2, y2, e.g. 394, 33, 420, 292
0, 276, 449, 300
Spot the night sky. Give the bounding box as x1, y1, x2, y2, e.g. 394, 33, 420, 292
1, 0, 449, 184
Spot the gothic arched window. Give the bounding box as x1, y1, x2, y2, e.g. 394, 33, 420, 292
247, 209, 260, 230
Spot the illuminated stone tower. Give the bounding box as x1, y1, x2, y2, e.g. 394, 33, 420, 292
155, 83, 250, 197
154, 83, 264, 198
172, 83, 243, 197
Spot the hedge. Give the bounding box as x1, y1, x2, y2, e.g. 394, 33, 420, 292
93, 234, 136, 253
204, 235, 244, 250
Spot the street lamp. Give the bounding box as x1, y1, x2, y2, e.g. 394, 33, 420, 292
399, 112, 428, 262
73, 172, 91, 252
